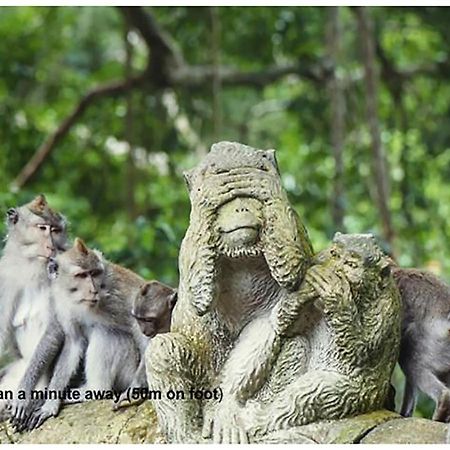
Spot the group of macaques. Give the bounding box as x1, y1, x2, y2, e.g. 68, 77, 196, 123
0, 195, 177, 431
0, 193, 449, 432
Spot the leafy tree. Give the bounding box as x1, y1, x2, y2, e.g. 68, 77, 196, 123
1, 6, 449, 417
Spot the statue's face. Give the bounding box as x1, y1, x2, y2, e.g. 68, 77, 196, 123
215, 197, 264, 258
328, 243, 367, 286
316, 233, 385, 287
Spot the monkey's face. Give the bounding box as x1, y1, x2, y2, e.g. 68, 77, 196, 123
6, 195, 67, 261
319, 233, 389, 289
215, 197, 264, 258
132, 281, 177, 338
49, 239, 106, 309
326, 244, 367, 287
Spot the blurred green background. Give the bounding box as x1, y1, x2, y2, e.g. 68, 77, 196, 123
1, 6, 449, 419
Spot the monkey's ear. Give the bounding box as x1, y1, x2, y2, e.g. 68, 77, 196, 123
265, 149, 279, 173
47, 258, 59, 280
183, 170, 193, 192
140, 283, 150, 297
6, 208, 19, 225
380, 261, 391, 278
168, 290, 178, 310
74, 238, 89, 255
29, 194, 48, 213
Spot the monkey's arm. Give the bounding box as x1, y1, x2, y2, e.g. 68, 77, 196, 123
0, 281, 20, 357
218, 313, 281, 404
9, 320, 64, 428
21, 337, 85, 431
17, 322, 64, 396
215, 278, 318, 408
359, 282, 401, 357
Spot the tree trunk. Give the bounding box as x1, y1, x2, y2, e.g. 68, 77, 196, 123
210, 6, 222, 140
326, 6, 346, 232
355, 7, 395, 253
124, 25, 137, 220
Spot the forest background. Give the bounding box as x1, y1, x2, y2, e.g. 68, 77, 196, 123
1, 5, 449, 418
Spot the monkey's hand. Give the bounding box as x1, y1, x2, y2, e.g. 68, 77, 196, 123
306, 264, 350, 312
202, 398, 249, 444
203, 167, 285, 206
192, 168, 279, 213
112, 390, 145, 411
8, 397, 34, 432
24, 399, 61, 431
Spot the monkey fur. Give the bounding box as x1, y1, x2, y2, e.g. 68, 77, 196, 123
392, 266, 450, 422
0, 195, 68, 417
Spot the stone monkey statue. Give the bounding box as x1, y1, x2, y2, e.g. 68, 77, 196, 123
146, 141, 314, 442
146, 142, 401, 443
222, 232, 401, 440
392, 267, 450, 422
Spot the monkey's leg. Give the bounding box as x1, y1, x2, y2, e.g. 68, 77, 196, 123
23, 338, 84, 431
113, 359, 147, 410
400, 378, 417, 417
243, 370, 363, 439
146, 332, 205, 443
434, 389, 450, 423
414, 370, 449, 421
0, 359, 25, 420
86, 330, 137, 391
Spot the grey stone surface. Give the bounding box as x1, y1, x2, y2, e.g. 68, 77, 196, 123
360, 417, 448, 444
0, 401, 163, 444
2, 405, 446, 444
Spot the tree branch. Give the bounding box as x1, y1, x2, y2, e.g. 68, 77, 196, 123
172, 62, 326, 88
11, 75, 146, 191
355, 7, 395, 252
12, 6, 329, 190
119, 6, 183, 83
118, 6, 328, 88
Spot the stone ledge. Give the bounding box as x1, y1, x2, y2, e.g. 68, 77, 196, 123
0, 401, 162, 444
0, 404, 447, 444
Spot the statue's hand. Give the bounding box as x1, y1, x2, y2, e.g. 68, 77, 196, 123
306, 264, 351, 311
202, 398, 249, 444
213, 167, 285, 205
191, 171, 255, 213
192, 167, 285, 210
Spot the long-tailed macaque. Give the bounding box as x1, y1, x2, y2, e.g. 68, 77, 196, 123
10, 239, 146, 430
0, 195, 68, 417
10, 239, 178, 430
113, 280, 177, 410
132, 281, 177, 338
393, 267, 450, 422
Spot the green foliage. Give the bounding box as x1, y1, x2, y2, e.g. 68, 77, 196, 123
0, 6, 449, 418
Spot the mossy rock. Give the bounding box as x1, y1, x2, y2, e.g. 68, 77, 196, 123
0, 405, 447, 444
0, 401, 162, 444
259, 410, 399, 443
361, 417, 448, 444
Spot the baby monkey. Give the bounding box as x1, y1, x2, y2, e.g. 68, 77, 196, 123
113, 280, 177, 409
132, 281, 177, 338
393, 266, 450, 422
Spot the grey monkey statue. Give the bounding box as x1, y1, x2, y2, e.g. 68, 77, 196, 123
146, 142, 401, 443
